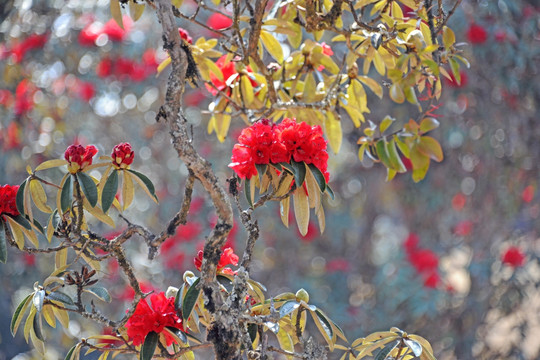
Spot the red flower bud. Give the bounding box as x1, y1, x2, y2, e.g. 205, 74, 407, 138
64, 144, 98, 173
111, 142, 134, 169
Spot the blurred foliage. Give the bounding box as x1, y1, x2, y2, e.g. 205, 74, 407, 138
0, 0, 539, 359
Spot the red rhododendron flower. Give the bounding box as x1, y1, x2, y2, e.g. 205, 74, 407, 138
194, 247, 239, 275
14, 80, 35, 116
404, 233, 420, 254
96, 58, 113, 78
77, 81, 95, 102
64, 144, 98, 173
501, 246, 526, 268
451, 193, 467, 211
423, 271, 440, 288
125, 292, 183, 346
229, 118, 330, 182
102, 16, 132, 42
207, 13, 233, 31
79, 22, 102, 46
0, 184, 20, 217
178, 28, 193, 44
112, 142, 135, 169
10, 33, 48, 63
1, 122, 22, 151
409, 249, 439, 273
207, 55, 257, 96
522, 185, 535, 203
467, 23, 488, 44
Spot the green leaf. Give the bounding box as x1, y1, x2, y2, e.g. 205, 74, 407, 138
11, 293, 33, 335
385, 140, 407, 173
380, 116, 395, 134
101, 169, 118, 213
389, 83, 405, 103
374, 342, 398, 360
77, 172, 98, 208
449, 58, 460, 85
140, 331, 158, 360
280, 162, 294, 175
244, 178, 253, 207
217, 274, 234, 292
325, 185, 335, 200
182, 277, 201, 322
47, 291, 74, 306
84, 287, 111, 302
33, 311, 44, 341
375, 140, 392, 169
279, 300, 300, 318
12, 214, 32, 230
255, 164, 268, 186
417, 136, 443, 162
64, 344, 78, 360
16, 180, 27, 216
0, 221, 6, 263
420, 118, 440, 133
291, 160, 306, 188
307, 164, 326, 192
60, 175, 73, 213
248, 323, 258, 343
128, 169, 158, 202
164, 326, 187, 344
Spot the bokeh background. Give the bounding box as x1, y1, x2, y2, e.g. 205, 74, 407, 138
1, 0, 539, 359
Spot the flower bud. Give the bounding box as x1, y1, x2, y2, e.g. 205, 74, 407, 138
166, 286, 179, 298
0, 184, 20, 217
64, 144, 97, 173
111, 142, 135, 169
183, 270, 195, 282
295, 288, 309, 303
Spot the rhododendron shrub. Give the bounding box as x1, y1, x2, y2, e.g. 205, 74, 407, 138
0, 0, 473, 359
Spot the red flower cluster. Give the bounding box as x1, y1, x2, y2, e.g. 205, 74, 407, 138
194, 247, 239, 275
501, 246, 526, 268
467, 23, 488, 44
0, 122, 22, 151
207, 55, 257, 96
64, 144, 98, 173
79, 16, 132, 46
0, 184, 20, 217
96, 55, 157, 82
112, 142, 135, 169
125, 292, 183, 346
6, 33, 48, 63
229, 118, 329, 182
404, 233, 440, 289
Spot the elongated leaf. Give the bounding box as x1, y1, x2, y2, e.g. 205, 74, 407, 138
42, 305, 56, 328
129, 1, 145, 21
0, 221, 6, 263
77, 172, 98, 207
47, 291, 74, 306
255, 164, 268, 187
325, 113, 342, 154
141, 331, 158, 360
30, 180, 52, 213
374, 342, 398, 360
164, 326, 187, 344
279, 301, 300, 318
101, 169, 118, 213
11, 293, 33, 336
244, 178, 253, 207
35, 159, 68, 172
240, 75, 254, 105
110, 0, 123, 29
291, 160, 306, 188
64, 344, 78, 360
404, 338, 423, 357
84, 287, 111, 302
6, 216, 24, 249
260, 30, 284, 62
325, 185, 335, 200
280, 197, 290, 228
33, 310, 44, 341
60, 175, 73, 213
293, 188, 309, 236
182, 277, 201, 322
417, 136, 443, 162
312, 309, 334, 349
128, 169, 158, 202
16, 180, 27, 216
122, 170, 135, 210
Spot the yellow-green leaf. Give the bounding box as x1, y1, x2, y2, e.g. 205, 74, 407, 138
442, 26, 455, 49
325, 112, 342, 154
110, 0, 124, 29
122, 171, 134, 211
389, 83, 405, 103
129, 1, 145, 21
260, 31, 284, 63
293, 188, 309, 236
417, 136, 443, 162
29, 180, 52, 214
34, 159, 68, 172
240, 75, 254, 105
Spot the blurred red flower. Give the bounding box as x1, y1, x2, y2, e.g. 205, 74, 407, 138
14, 80, 35, 116
77, 81, 95, 102
522, 185, 535, 203
501, 246, 525, 268
10, 33, 48, 63
125, 292, 183, 346
467, 23, 488, 44
79, 22, 102, 46
102, 16, 132, 42
454, 220, 473, 236
207, 13, 232, 31
194, 247, 239, 275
